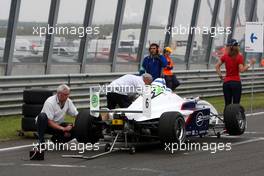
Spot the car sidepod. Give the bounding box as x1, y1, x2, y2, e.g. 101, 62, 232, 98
185, 108, 211, 137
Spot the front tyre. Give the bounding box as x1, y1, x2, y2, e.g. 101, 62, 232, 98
224, 104, 246, 135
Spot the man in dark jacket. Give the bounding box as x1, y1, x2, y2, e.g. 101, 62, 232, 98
142, 43, 167, 80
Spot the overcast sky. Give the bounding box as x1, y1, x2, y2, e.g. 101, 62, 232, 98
0, 0, 170, 24
0, 0, 208, 25
0, 0, 263, 25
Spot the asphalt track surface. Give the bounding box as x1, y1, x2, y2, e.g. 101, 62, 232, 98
0, 114, 264, 176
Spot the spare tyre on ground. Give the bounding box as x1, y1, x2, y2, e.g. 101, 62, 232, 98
21, 89, 53, 133
23, 89, 53, 104
22, 104, 44, 117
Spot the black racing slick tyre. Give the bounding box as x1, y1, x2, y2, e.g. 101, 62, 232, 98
21, 117, 37, 131
74, 109, 102, 144
23, 89, 53, 104
159, 112, 186, 143
224, 104, 246, 135
22, 104, 43, 117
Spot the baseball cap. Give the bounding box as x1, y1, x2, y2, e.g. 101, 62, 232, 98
226, 39, 239, 46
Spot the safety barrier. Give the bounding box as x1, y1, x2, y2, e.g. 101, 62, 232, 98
0, 68, 263, 116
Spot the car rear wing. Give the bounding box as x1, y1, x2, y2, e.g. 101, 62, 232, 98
89, 85, 152, 118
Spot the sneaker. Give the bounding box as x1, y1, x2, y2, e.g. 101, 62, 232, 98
34, 143, 46, 152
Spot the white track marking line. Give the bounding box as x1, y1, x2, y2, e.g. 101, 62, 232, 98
0, 144, 33, 152
244, 131, 264, 134
178, 137, 264, 155
246, 111, 264, 117
231, 137, 264, 146
0, 163, 15, 166
0, 142, 106, 153
121, 167, 162, 174
22, 163, 86, 168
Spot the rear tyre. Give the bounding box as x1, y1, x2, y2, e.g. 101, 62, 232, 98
159, 112, 186, 143
224, 104, 246, 135
74, 109, 102, 144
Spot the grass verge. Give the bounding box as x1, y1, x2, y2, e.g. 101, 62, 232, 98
0, 116, 74, 142
204, 93, 264, 113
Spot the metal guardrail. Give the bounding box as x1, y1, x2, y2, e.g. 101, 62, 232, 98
0, 68, 263, 116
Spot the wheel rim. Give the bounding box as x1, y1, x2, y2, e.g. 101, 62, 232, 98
236, 110, 246, 130
174, 118, 185, 142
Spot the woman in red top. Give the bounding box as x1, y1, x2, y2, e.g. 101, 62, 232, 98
215, 39, 256, 107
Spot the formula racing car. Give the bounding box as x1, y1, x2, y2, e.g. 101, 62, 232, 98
63, 78, 246, 159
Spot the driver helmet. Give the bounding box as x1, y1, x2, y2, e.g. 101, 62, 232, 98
151, 78, 166, 87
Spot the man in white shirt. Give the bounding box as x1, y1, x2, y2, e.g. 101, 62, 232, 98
36, 84, 78, 144
107, 73, 152, 109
